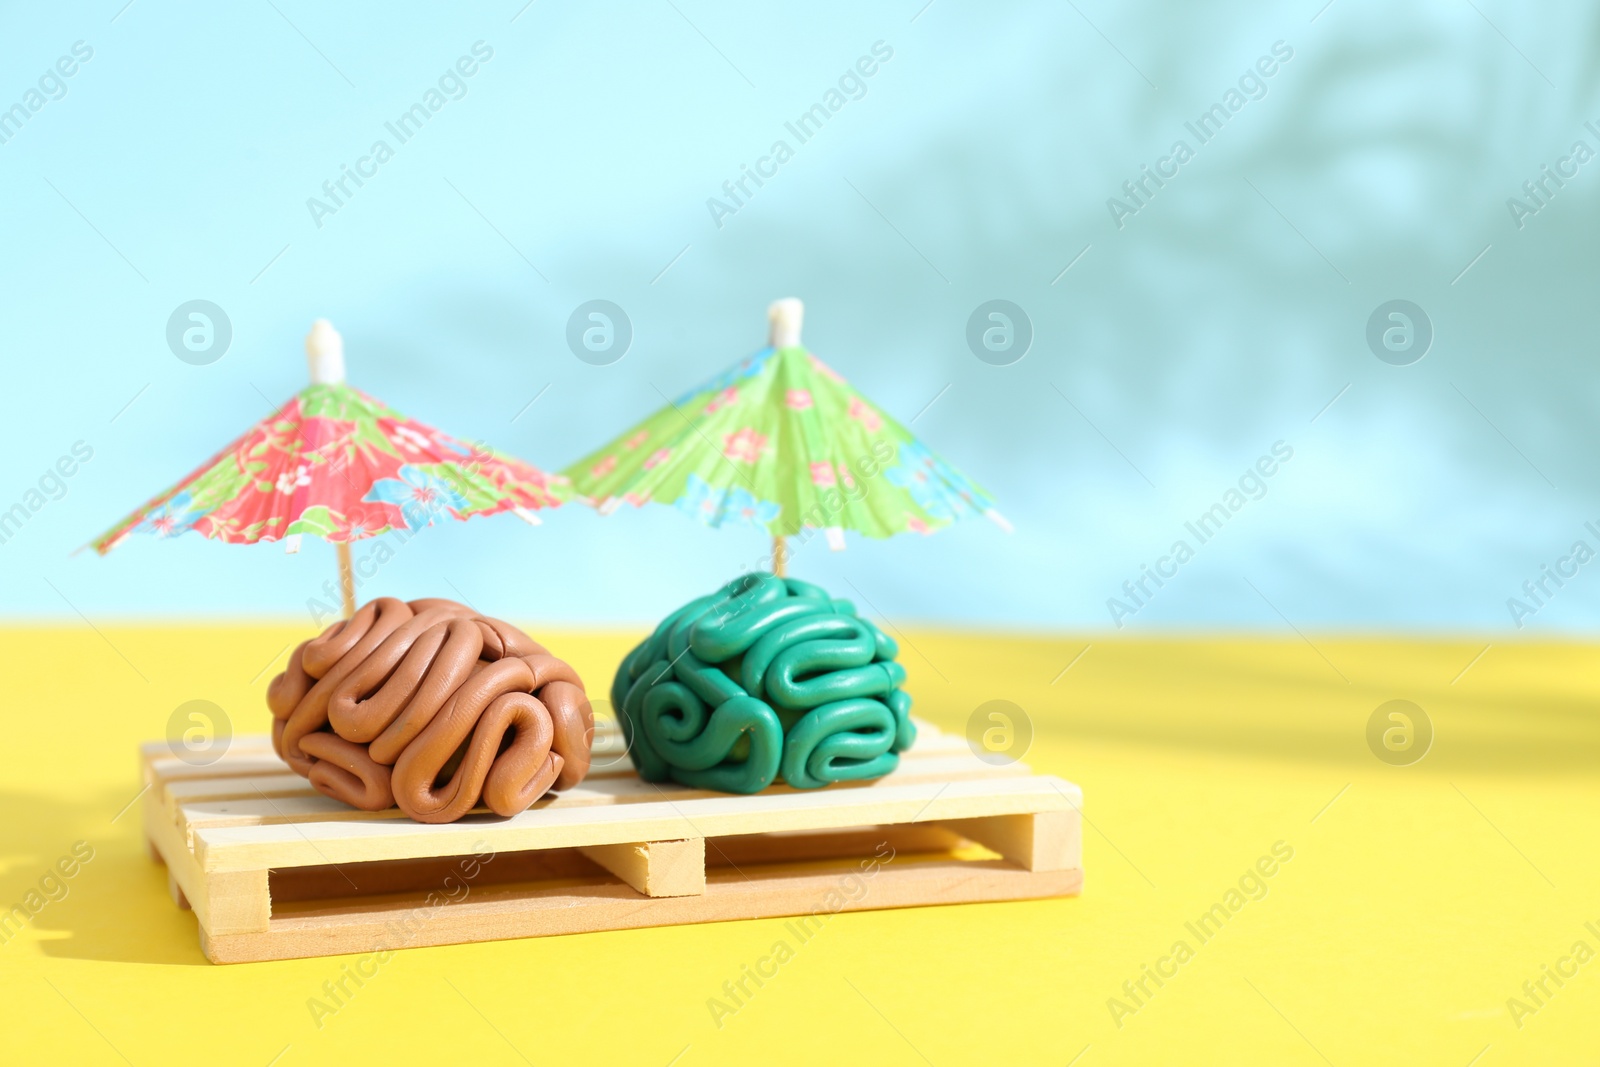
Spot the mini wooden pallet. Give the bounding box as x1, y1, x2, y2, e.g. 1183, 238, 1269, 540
141, 719, 1083, 963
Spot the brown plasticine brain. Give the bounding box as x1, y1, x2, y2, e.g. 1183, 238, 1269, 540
267, 597, 593, 823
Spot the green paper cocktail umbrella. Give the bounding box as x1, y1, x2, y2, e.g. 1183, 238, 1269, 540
562, 299, 1010, 572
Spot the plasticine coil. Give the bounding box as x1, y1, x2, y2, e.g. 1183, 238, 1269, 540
612, 573, 915, 794
268, 596, 593, 823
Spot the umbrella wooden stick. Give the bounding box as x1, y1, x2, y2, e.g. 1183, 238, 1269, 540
336, 543, 355, 617
305, 319, 358, 619
767, 298, 804, 579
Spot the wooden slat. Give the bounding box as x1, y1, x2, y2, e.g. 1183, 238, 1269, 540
144, 788, 269, 936
147, 756, 298, 784
260, 823, 971, 907
707, 824, 966, 865
163, 773, 315, 811
140, 737, 276, 771
170, 752, 1032, 847
268, 849, 605, 904
200, 857, 1083, 964
158, 751, 1013, 814
164, 772, 311, 799
145, 718, 961, 787
193, 776, 1081, 873
152, 751, 992, 805
144, 786, 205, 922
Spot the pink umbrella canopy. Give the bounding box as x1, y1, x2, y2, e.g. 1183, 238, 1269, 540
90, 320, 567, 611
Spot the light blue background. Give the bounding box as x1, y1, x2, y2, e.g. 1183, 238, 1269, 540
1, 0, 1595, 631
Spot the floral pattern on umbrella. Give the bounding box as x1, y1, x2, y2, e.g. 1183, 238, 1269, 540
562, 344, 1005, 540
91, 382, 568, 553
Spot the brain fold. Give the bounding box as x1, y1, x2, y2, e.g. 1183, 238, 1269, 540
613, 574, 915, 794
268, 597, 592, 823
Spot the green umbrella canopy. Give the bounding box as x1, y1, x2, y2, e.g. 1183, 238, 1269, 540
562, 299, 1011, 555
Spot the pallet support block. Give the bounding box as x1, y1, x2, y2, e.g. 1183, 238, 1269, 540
197, 869, 272, 936
144, 781, 269, 933
941, 809, 1080, 872
578, 838, 706, 897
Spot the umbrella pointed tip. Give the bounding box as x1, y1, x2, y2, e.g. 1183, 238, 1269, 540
305, 319, 346, 384
767, 298, 804, 348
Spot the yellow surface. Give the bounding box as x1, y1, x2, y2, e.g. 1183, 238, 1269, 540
2, 624, 1597, 1066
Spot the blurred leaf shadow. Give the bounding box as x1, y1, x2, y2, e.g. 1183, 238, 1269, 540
1024, 645, 1600, 777
0, 788, 209, 966
910, 633, 1600, 778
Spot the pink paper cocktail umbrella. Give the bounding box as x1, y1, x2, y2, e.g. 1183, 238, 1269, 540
90, 320, 568, 615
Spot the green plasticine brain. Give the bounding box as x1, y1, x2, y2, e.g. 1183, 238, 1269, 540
611, 573, 917, 794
